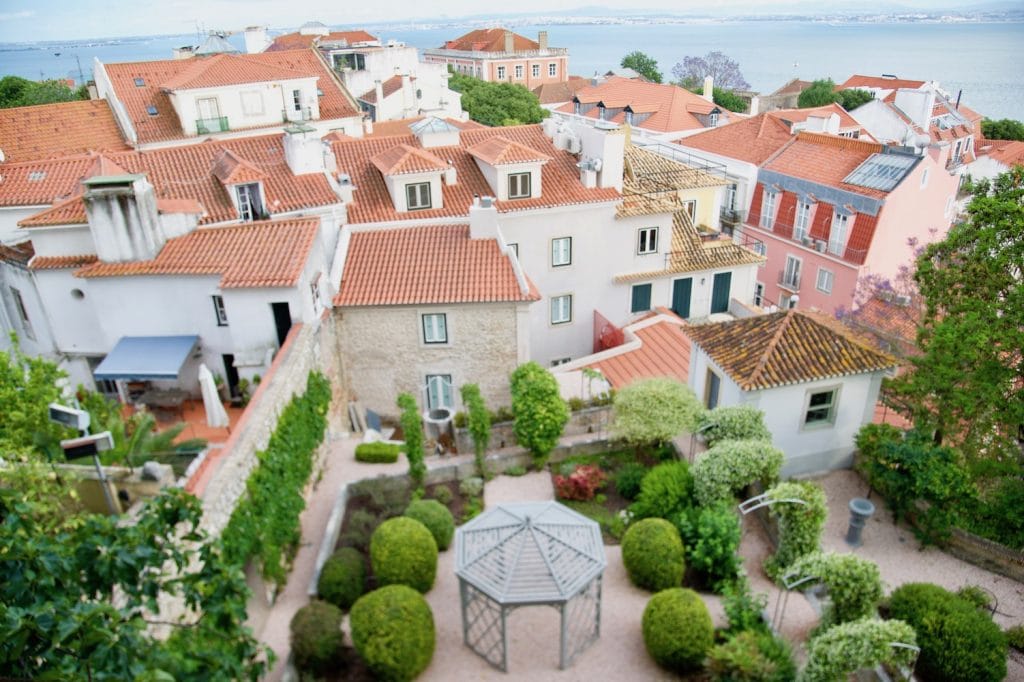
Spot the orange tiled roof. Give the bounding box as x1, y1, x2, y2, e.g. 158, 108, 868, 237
763, 132, 889, 198
157, 198, 205, 214
332, 124, 620, 224
558, 77, 725, 133
685, 309, 897, 390
0, 100, 129, 164
838, 75, 926, 92
29, 254, 98, 270
102, 50, 358, 144
985, 140, 1024, 167
845, 296, 921, 352
676, 113, 794, 165
212, 149, 267, 184
467, 136, 551, 165
335, 224, 537, 306
587, 311, 692, 388
0, 241, 34, 266
371, 144, 448, 175
769, 78, 813, 96
76, 217, 318, 288
19, 195, 87, 227
768, 103, 868, 136
532, 78, 588, 105
357, 116, 484, 139
267, 30, 378, 52
1, 135, 339, 225
359, 75, 408, 104
442, 28, 539, 52
159, 53, 314, 90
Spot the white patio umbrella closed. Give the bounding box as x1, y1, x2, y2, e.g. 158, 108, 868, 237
198, 363, 230, 428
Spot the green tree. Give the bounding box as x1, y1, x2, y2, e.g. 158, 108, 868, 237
460, 383, 491, 477
448, 71, 548, 127
510, 361, 569, 469
0, 334, 73, 454
398, 392, 425, 489
837, 88, 874, 111
0, 75, 87, 108
886, 168, 1024, 462
80, 391, 205, 468
621, 51, 663, 83
611, 377, 703, 453
712, 87, 747, 113
981, 118, 1024, 141
797, 79, 840, 108
0, 487, 268, 680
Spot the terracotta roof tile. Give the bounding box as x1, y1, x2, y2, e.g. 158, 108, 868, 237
768, 103, 869, 136
467, 136, 551, 165
29, 253, 98, 270
76, 217, 318, 287
267, 30, 379, 52
0, 241, 34, 266
335, 224, 537, 306
212, 149, 267, 184
19, 195, 87, 227
532, 78, 588, 105
332, 124, 620, 224
558, 77, 728, 133
685, 310, 897, 390
354, 116, 484, 139
359, 75, 409, 104
587, 312, 691, 388
985, 140, 1024, 167
677, 113, 794, 165
371, 144, 449, 175
770, 78, 814, 96
442, 28, 539, 52
844, 296, 921, 353
102, 49, 358, 144
839, 75, 926, 91
763, 132, 889, 198
157, 198, 205, 214
0, 100, 129, 164
159, 53, 313, 90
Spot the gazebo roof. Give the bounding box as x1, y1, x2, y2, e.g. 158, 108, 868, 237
455, 501, 606, 605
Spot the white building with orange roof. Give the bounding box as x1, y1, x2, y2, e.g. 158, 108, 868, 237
423, 28, 569, 87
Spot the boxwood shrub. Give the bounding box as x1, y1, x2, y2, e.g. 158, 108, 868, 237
621, 518, 685, 591
290, 600, 345, 675
630, 461, 694, 520
370, 517, 438, 593
642, 588, 714, 673
317, 547, 366, 611
698, 405, 771, 446
404, 499, 455, 551
888, 582, 1007, 682
614, 462, 647, 501
350, 585, 435, 682
355, 441, 401, 463
708, 629, 795, 682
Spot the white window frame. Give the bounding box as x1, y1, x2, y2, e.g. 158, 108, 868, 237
802, 385, 840, 428
760, 191, 777, 229
783, 254, 802, 289
551, 237, 571, 267
10, 286, 34, 340
816, 267, 834, 295
637, 227, 659, 255
422, 313, 448, 345
828, 212, 850, 256
514, 64, 523, 79
212, 295, 228, 326
532, 64, 540, 78
551, 357, 572, 367
752, 239, 767, 264
426, 374, 454, 410
507, 242, 519, 258
548, 63, 557, 77
236, 182, 263, 221
497, 66, 506, 80
550, 294, 572, 325
725, 183, 737, 211
508, 172, 531, 199
794, 202, 811, 241
682, 199, 697, 222
406, 182, 432, 210
754, 281, 765, 307
291, 88, 302, 112
709, 111, 719, 127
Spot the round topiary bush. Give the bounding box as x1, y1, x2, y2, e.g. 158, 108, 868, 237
614, 462, 647, 501
621, 518, 685, 591
404, 499, 455, 551
642, 588, 714, 673
370, 517, 438, 593
290, 599, 345, 675
350, 584, 435, 682
317, 547, 367, 611
630, 461, 694, 520
888, 582, 1007, 682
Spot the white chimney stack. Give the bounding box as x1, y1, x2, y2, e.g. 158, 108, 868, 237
283, 124, 332, 175
243, 26, 271, 54
748, 95, 760, 116
444, 160, 457, 186
84, 174, 166, 263
469, 197, 500, 240
703, 76, 714, 102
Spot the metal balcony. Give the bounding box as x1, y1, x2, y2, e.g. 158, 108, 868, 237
778, 269, 801, 292
195, 116, 229, 134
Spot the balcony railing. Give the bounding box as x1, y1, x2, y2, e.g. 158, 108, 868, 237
720, 208, 747, 225
282, 107, 314, 122
196, 116, 229, 134
741, 219, 870, 264
778, 269, 801, 291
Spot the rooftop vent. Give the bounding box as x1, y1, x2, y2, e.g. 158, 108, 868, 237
134, 77, 145, 87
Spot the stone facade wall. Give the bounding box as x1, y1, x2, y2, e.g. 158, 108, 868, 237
454, 405, 613, 453
335, 302, 521, 416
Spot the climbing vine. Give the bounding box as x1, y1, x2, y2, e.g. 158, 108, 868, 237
801, 618, 917, 682
788, 551, 883, 630
764, 480, 828, 580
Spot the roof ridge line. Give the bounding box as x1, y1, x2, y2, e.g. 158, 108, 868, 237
747, 311, 793, 387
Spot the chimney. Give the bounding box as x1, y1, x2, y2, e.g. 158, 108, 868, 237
469, 196, 500, 239
748, 95, 760, 116
579, 162, 597, 188
83, 174, 166, 263
284, 124, 332, 175
444, 160, 457, 186
243, 26, 270, 54
504, 30, 514, 53
538, 31, 548, 51
336, 172, 354, 203
703, 76, 714, 102
363, 117, 373, 136
374, 79, 384, 106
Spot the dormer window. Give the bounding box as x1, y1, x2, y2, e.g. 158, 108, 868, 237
573, 101, 580, 115
236, 183, 264, 221
709, 110, 720, 127
625, 111, 634, 125
406, 182, 432, 210
508, 173, 531, 199
598, 105, 606, 121
146, 105, 158, 116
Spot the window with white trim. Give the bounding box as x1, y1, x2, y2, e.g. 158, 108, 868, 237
794, 202, 811, 241
532, 64, 540, 77
637, 227, 658, 255
497, 66, 506, 80
760, 191, 777, 229
10, 287, 34, 340
212, 295, 228, 326
548, 63, 557, 77
682, 199, 697, 222
551, 357, 572, 367
752, 240, 767, 261
426, 374, 453, 409
550, 294, 572, 324
804, 387, 839, 427
236, 183, 263, 221
754, 282, 765, 307
422, 313, 448, 344
725, 183, 737, 211
514, 65, 523, 79
508, 172, 531, 199
551, 237, 571, 267
816, 267, 834, 294
406, 182, 431, 210
508, 242, 519, 258
708, 111, 719, 127
828, 212, 850, 256
783, 255, 802, 290
573, 101, 580, 115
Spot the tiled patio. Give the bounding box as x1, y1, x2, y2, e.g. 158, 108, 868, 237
144, 398, 245, 445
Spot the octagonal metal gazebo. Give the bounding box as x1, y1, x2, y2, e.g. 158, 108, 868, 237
454, 501, 607, 672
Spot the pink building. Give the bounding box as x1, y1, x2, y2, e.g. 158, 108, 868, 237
740, 132, 958, 314
422, 28, 569, 87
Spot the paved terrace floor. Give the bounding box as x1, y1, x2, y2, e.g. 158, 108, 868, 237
255, 436, 1024, 681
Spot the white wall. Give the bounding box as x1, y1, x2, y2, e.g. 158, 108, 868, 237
20, 225, 96, 258
0, 263, 56, 358
1, 207, 46, 246
32, 269, 107, 354
383, 171, 443, 212
169, 77, 320, 136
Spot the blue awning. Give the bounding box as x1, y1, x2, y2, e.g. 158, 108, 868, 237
94, 336, 199, 381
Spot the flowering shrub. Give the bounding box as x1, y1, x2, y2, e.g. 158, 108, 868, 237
693, 439, 784, 507
801, 618, 917, 682
788, 551, 882, 629
554, 464, 608, 501
698, 405, 771, 446
764, 481, 827, 580
611, 377, 704, 449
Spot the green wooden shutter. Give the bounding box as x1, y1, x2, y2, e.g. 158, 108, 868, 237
711, 272, 732, 314
671, 278, 692, 319
631, 284, 652, 313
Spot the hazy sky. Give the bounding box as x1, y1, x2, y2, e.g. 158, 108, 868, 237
0, 0, 1003, 42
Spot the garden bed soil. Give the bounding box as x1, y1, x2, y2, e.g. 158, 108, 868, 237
317, 648, 376, 682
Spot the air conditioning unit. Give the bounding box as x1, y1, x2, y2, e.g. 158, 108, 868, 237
814, 240, 827, 253
895, 295, 912, 306
801, 236, 813, 246
565, 135, 582, 154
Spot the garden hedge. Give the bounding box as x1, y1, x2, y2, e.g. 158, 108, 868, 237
290, 600, 345, 675
642, 588, 714, 673
317, 547, 366, 611
888, 582, 1007, 681
404, 499, 455, 551
355, 441, 401, 463
350, 585, 435, 682
621, 518, 685, 591
370, 517, 438, 593
630, 461, 694, 520
698, 405, 772, 446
